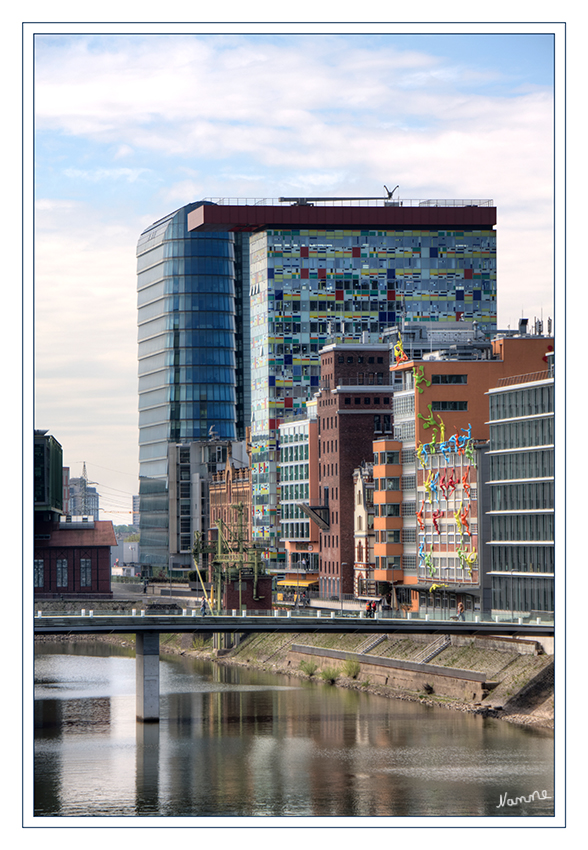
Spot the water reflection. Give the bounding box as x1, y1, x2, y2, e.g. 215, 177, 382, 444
34, 643, 554, 818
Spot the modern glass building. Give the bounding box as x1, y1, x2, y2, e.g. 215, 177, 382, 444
486, 358, 555, 617
137, 202, 249, 570
188, 199, 498, 565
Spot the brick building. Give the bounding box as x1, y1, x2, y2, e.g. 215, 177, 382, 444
34, 430, 114, 599
311, 342, 393, 599
209, 436, 253, 544
34, 516, 116, 599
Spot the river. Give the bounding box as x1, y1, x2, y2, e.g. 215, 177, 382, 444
33, 641, 555, 821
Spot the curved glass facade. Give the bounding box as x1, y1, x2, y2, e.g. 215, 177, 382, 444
137, 202, 243, 568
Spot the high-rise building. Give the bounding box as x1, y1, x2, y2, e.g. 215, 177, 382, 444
189, 198, 497, 564
68, 478, 100, 520
136, 202, 250, 570
486, 352, 554, 616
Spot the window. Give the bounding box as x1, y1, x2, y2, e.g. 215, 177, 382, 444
431, 374, 468, 384
80, 558, 92, 587
380, 451, 400, 465
431, 401, 468, 411
34, 559, 44, 588
56, 558, 68, 587
381, 477, 400, 491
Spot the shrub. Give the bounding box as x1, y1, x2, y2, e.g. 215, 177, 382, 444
320, 666, 340, 684
342, 658, 361, 679
299, 660, 318, 677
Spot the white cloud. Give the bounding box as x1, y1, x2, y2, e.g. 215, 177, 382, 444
62, 166, 152, 182
31, 31, 556, 511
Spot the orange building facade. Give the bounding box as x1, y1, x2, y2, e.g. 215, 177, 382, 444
373, 332, 554, 616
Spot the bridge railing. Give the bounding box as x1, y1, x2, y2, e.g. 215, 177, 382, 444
34, 607, 554, 625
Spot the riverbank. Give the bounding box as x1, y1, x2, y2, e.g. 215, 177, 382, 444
35, 629, 554, 731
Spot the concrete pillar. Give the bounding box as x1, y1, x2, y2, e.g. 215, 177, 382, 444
136, 631, 160, 722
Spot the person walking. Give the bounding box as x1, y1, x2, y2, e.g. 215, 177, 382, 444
200, 598, 207, 617
457, 601, 465, 621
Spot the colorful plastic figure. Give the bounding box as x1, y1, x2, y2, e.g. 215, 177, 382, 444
432, 509, 444, 534
413, 365, 431, 393
416, 499, 426, 531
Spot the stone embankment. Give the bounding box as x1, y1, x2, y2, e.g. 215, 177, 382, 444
210, 630, 554, 730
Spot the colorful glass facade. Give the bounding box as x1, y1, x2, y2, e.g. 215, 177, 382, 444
248, 224, 496, 548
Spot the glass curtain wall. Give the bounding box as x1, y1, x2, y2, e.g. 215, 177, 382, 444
137, 202, 239, 570
488, 378, 555, 615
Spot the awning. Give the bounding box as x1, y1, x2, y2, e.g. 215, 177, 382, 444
276, 578, 319, 587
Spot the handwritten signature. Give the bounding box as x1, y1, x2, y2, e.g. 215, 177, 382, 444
497, 790, 552, 808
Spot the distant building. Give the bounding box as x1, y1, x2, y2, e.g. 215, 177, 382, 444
68, 471, 100, 521
132, 495, 140, 528
34, 431, 114, 598
163, 437, 249, 576
62, 467, 71, 516
111, 539, 141, 577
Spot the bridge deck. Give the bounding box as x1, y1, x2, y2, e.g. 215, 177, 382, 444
33, 611, 554, 638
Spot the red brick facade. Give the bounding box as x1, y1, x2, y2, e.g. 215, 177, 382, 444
317, 343, 392, 597
34, 519, 116, 599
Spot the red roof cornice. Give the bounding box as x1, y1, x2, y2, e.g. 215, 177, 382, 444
188, 204, 496, 233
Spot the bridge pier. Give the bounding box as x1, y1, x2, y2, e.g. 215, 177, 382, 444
136, 631, 160, 722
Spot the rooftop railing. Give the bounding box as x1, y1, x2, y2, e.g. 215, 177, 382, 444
202, 198, 494, 208
496, 370, 551, 387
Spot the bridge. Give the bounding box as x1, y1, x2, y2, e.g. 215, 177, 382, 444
34, 609, 554, 721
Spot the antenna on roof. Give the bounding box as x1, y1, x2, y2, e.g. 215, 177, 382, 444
384, 185, 399, 200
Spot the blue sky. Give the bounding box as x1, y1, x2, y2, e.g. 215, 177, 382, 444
29, 24, 560, 518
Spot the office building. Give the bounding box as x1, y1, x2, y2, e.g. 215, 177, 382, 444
68, 476, 100, 520
189, 197, 497, 564
486, 352, 554, 617
278, 403, 320, 571
136, 202, 250, 570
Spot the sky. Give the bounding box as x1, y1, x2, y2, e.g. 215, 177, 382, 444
27, 23, 561, 521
